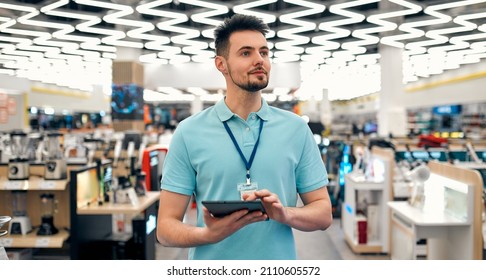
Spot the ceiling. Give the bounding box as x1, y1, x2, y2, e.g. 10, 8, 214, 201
1, 0, 486, 92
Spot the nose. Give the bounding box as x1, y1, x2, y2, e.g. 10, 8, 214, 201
254, 52, 264, 66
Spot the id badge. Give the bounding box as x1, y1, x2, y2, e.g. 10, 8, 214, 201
237, 182, 258, 200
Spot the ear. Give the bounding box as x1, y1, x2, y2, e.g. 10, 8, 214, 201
215, 56, 228, 74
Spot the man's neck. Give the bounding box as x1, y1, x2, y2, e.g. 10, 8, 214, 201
225, 90, 262, 121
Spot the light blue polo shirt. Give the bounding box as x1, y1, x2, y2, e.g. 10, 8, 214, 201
161, 98, 328, 260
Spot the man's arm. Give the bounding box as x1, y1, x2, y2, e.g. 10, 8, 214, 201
157, 190, 268, 247
247, 187, 332, 232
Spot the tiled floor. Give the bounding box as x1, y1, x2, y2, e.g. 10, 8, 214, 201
155, 207, 390, 260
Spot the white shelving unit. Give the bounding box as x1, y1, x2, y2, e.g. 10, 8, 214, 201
342, 147, 393, 254
388, 161, 484, 260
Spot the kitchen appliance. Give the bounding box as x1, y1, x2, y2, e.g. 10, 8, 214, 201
8, 191, 32, 235
8, 131, 30, 180
37, 193, 58, 236
44, 132, 67, 180
0, 216, 11, 237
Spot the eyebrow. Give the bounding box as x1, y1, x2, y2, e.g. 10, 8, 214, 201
237, 46, 270, 52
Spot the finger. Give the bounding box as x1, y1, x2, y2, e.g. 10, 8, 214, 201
254, 189, 272, 197
242, 211, 267, 224
243, 193, 257, 201
262, 195, 279, 204
228, 209, 250, 221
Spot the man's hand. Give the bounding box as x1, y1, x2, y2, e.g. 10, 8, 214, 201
243, 189, 289, 224
202, 206, 268, 243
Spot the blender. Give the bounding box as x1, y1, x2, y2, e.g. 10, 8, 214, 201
37, 193, 58, 236
8, 131, 30, 180
8, 190, 32, 235
44, 132, 67, 180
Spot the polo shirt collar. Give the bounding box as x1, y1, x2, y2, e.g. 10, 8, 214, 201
215, 97, 270, 122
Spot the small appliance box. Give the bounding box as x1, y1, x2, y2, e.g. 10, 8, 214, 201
367, 204, 379, 242
355, 214, 367, 244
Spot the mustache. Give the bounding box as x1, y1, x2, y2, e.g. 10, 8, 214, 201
249, 67, 267, 74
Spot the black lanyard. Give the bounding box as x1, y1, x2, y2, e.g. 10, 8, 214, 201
223, 118, 264, 184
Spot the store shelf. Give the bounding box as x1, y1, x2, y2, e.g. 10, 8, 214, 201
0, 229, 69, 248
0, 177, 68, 191
344, 235, 383, 253
345, 173, 384, 190
77, 191, 160, 215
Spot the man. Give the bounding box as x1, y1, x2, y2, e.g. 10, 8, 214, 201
157, 14, 332, 260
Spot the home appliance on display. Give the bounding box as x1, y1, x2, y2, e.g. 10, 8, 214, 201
8, 190, 32, 235
44, 132, 67, 180
37, 193, 58, 236
0, 216, 11, 237
8, 131, 30, 180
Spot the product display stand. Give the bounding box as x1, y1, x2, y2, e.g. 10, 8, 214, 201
388, 161, 483, 259
342, 147, 393, 254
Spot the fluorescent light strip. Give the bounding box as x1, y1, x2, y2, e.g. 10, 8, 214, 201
74, 0, 143, 49
276, 0, 325, 53
428, 12, 486, 54
233, 0, 278, 24
350, 0, 421, 51
181, 0, 229, 39
309, 0, 373, 55
405, 0, 486, 54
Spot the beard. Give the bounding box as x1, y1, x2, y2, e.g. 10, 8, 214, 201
228, 67, 269, 93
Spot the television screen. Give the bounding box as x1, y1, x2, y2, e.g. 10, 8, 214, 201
75, 166, 100, 208
111, 83, 144, 120
363, 122, 378, 134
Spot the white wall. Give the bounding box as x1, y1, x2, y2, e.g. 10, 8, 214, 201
29, 84, 110, 113
403, 60, 486, 108
144, 62, 301, 90
0, 74, 110, 113
331, 60, 486, 115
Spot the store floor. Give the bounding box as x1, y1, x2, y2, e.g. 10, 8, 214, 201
155, 207, 390, 260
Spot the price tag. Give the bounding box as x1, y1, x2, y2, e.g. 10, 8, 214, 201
35, 238, 50, 247
39, 181, 55, 189
0, 238, 13, 247
4, 181, 23, 190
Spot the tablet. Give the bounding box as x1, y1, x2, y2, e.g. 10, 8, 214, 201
202, 200, 266, 218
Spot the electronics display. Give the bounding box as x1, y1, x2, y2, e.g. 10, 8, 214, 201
363, 122, 378, 134
141, 145, 167, 191
432, 104, 462, 115
202, 200, 266, 218
72, 166, 101, 208
111, 83, 144, 120
122, 131, 143, 150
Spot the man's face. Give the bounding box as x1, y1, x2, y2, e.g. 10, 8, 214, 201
224, 30, 271, 92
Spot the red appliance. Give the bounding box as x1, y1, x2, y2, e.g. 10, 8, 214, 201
141, 145, 168, 191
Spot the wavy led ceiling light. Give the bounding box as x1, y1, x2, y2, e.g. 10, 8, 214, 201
17, 10, 104, 61
308, 0, 370, 59
428, 12, 486, 54
233, 0, 277, 38
233, 0, 278, 25
405, 0, 486, 55
181, 0, 228, 39
142, 1, 202, 60
274, 0, 325, 62
41, 0, 116, 54
135, 0, 183, 62
74, 0, 142, 48
348, 0, 421, 52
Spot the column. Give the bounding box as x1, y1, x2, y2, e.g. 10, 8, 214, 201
191, 94, 203, 116
378, 45, 407, 137
111, 48, 146, 132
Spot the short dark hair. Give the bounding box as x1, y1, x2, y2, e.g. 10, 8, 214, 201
214, 14, 269, 58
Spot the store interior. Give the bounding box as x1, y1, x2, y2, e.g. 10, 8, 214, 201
1, 0, 486, 260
